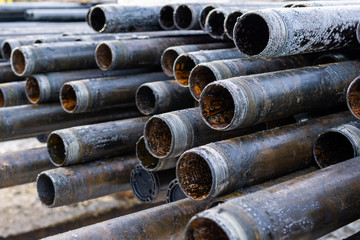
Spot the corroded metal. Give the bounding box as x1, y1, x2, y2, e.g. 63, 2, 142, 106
166, 179, 187, 203
47, 116, 150, 166
37, 155, 138, 207
143, 107, 265, 159
24, 9, 88, 21
136, 80, 194, 115
313, 122, 360, 168
174, 48, 244, 87
0, 147, 52, 189
346, 76, 360, 120
189, 53, 316, 100
200, 61, 360, 131
0, 104, 141, 141
130, 165, 175, 203
0, 81, 28, 107
186, 157, 360, 240
234, 6, 360, 57
177, 112, 353, 200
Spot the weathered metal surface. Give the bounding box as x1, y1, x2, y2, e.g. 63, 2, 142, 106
158, 4, 177, 30
60, 72, 168, 113
313, 50, 360, 65
313, 122, 360, 168
95, 35, 214, 71
161, 42, 234, 76
0, 104, 141, 141
89, 4, 162, 33
284, 1, 360, 8
186, 157, 360, 240
0, 62, 23, 83
136, 80, 194, 115
0, 147, 52, 189
174, 48, 244, 87
37, 155, 138, 207
166, 179, 187, 203
234, 6, 360, 57
42, 198, 209, 240
224, 10, 246, 40
130, 165, 175, 203
144, 107, 265, 159
174, 4, 207, 30
200, 61, 360, 130
346, 76, 360, 120
24, 9, 88, 21
0, 81, 28, 107
177, 112, 353, 200
47, 116, 150, 166
189, 53, 316, 100
205, 7, 240, 40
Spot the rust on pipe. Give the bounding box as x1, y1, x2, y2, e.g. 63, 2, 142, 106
0, 81, 28, 107
177, 112, 353, 200
166, 179, 187, 203
136, 80, 194, 115
37, 155, 138, 207
47, 116, 150, 167
185, 157, 360, 240
346, 76, 360, 120
200, 61, 360, 131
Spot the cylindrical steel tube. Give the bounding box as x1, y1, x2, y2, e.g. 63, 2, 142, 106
189, 54, 316, 100
0, 62, 23, 83
89, 4, 161, 33
174, 4, 206, 30
161, 42, 234, 76
234, 6, 360, 57
0, 147, 53, 189
1, 37, 44, 60
185, 157, 360, 240
177, 112, 353, 200
346, 76, 360, 120
158, 4, 177, 30
37, 155, 137, 207
95, 35, 214, 71
0, 81, 28, 107
144, 107, 265, 159
205, 7, 239, 40
166, 179, 187, 203
24, 9, 88, 21
174, 48, 245, 87
47, 116, 150, 167
313, 51, 360, 65
284, 1, 360, 8
200, 61, 360, 131
224, 10, 246, 40
0, 104, 141, 141
130, 165, 175, 203
313, 122, 360, 168
136, 80, 194, 115
60, 72, 169, 113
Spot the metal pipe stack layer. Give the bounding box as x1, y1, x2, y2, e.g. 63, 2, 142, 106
24, 9, 88, 22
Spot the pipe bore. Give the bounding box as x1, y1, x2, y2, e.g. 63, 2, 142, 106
224, 11, 243, 39
174, 55, 196, 86
200, 6, 215, 29
234, 13, 269, 56
89, 7, 106, 32
159, 5, 175, 29
136, 136, 159, 170
2, 42, 12, 60
161, 49, 180, 76
136, 85, 156, 115
347, 77, 360, 119
190, 65, 217, 100
186, 217, 229, 240
37, 173, 55, 206
47, 133, 66, 166
206, 10, 225, 39
11, 49, 26, 75
177, 152, 212, 200
96, 43, 112, 70
174, 5, 193, 29
144, 117, 172, 157
60, 84, 77, 112
25, 77, 40, 103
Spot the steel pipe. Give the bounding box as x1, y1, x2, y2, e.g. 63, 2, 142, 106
0, 81, 28, 107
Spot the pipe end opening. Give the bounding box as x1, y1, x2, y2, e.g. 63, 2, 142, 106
60, 84, 77, 112
11, 49, 26, 75
159, 6, 175, 29
130, 166, 156, 202
90, 7, 106, 32
96, 43, 112, 70
162, 49, 179, 76
190, 65, 217, 100
137, 137, 159, 170
347, 78, 360, 119
207, 11, 225, 38
186, 217, 229, 240
37, 174, 55, 206
47, 133, 66, 166
136, 85, 156, 115
225, 12, 243, 39
2, 42, 12, 60
145, 117, 172, 157
26, 77, 40, 103
175, 55, 196, 86
175, 5, 193, 29
200, 6, 215, 29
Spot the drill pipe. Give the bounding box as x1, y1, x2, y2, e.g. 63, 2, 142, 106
313, 122, 360, 168
136, 136, 178, 172
143, 107, 265, 159
0, 81, 27, 107
136, 80, 194, 115
189, 53, 316, 100
0, 104, 141, 141
24, 9, 88, 22
174, 48, 245, 87
313, 51, 360, 65
174, 4, 208, 30
283, 1, 360, 8
47, 116, 150, 167
233, 6, 360, 58
200, 61, 360, 131
0, 147, 53, 189
41, 198, 209, 240
176, 112, 352, 200
346, 76, 360, 120
158, 4, 178, 30
205, 7, 241, 40
1, 37, 47, 60
185, 157, 360, 240
89, 4, 162, 33
130, 165, 176, 203
161, 42, 234, 76
0, 62, 23, 83
60, 72, 169, 113
166, 179, 188, 203
95, 35, 215, 71
37, 155, 138, 207
224, 10, 246, 40
26, 68, 148, 104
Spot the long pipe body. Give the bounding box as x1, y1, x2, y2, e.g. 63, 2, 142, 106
0, 104, 141, 141
200, 61, 360, 131
186, 157, 360, 240
136, 80, 194, 115
144, 107, 265, 159
0, 81, 28, 107
234, 6, 360, 57
174, 48, 245, 87
284, 1, 360, 8
24, 9, 88, 21
47, 116, 150, 166
177, 112, 353, 200
0, 62, 23, 82
0, 147, 52, 189
37, 155, 138, 207
161, 42, 234, 76
60, 72, 169, 113
189, 53, 317, 100
95, 35, 215, 71
42, 198, 209, 240
313, 50, 360, 65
